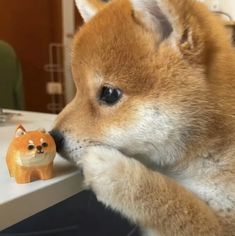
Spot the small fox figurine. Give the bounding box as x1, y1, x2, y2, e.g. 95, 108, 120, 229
6, 125, 56, 184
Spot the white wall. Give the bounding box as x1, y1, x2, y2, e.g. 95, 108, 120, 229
220, 0, 235, 19
203, 0, 235, 19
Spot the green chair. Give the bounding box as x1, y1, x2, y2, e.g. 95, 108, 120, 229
0, 40, 24, 110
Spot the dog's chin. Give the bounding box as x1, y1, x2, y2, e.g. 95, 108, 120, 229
58, 147, 84, 165
118, 148, 157, 170
58, 135, 157, 168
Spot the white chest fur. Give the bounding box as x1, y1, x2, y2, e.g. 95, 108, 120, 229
16, 152, 53, 167
178, 177, 235, 212
172, 158, 235, 213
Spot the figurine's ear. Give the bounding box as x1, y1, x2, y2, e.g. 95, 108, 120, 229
15, 125, 26, 138
75, 0, 106, 22
38, 128, 46, 133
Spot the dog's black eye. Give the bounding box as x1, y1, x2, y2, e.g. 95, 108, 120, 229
28, 144, 35, 150
42, 142, 48, 148
99, 86, 122, 105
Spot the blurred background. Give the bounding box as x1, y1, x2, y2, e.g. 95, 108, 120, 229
0, 0, 83, 113
0, 0, 234, 114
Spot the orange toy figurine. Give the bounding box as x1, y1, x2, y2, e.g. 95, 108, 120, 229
6, 125, 56, 184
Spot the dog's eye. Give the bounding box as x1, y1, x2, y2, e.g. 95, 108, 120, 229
99, 86, 122, 105
42, 142, 48, 148
28, 144, 35, 150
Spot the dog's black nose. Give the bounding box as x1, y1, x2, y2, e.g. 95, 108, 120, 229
36, 145, 44, 154
36, 145, 42, 151
49, 129, 64, 152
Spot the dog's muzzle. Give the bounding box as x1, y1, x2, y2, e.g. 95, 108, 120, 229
49, 129, 64, 153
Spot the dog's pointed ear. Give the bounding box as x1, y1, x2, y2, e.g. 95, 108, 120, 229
75, 0, 106, 22
15, 125, 26, 138
131, 0, 173, 42
131, 0, 204, 62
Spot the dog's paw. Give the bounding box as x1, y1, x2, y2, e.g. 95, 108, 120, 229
79, 146, 130, 202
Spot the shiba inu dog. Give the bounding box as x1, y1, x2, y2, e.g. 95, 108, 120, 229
52, 0, 235, 235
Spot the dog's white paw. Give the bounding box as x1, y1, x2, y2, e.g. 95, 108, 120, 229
79, 146, 131, 203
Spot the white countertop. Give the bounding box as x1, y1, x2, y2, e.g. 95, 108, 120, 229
0, 110, 83, 230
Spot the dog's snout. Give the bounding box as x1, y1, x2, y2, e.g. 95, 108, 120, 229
36, 145, 44, 154
36, 145, 42, 151
49, 129, 64, 152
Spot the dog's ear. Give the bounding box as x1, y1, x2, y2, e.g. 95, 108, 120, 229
15, 125, 26, 138
75, 0, 106, 22
131, 0, 205, 63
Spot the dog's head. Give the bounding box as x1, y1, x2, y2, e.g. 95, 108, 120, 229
52, 0, 229, 167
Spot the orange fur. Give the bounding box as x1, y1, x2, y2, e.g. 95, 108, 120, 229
6, 125, 56, 184
54, 0, 235, 235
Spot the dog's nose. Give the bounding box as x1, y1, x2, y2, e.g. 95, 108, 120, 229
36, 145, 43, 153
49, 129, 64, 152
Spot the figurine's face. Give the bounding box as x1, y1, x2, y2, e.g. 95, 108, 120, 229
13, 126, 56, 167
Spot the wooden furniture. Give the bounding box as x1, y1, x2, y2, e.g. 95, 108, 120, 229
0, 1, 63, 112
0, 110, 82, 230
